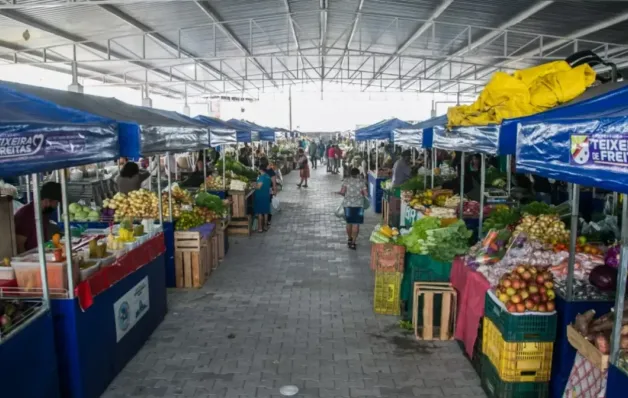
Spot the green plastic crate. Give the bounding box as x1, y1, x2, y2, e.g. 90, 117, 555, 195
401, 254, 453, 322
484, 292, 557, 342
481, 355, 548, 398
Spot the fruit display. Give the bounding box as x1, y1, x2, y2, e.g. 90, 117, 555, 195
495, 265, 556, 313
0, 299, 37, 338
424, 206, 457, 219
171, 185, 194, 204
369, 224, 400, 243
175, 210, 205, 231
461, 200, 480, 217
202, 175, 226, 190
103, 190, 159, 220
408, 190, 433, 207
514, 214, 570, 244
443, 195, 461, 208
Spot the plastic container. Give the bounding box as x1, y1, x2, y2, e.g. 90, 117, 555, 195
370, 243, 405, 272
484, 291, 557, 342
481, 355, 549, 398
0, 266, 15, 280
482, 317, 553, 382
408, 255, 452, 282
79, 261, 100, 281
12, 260, 79, 291
374, 271, 402, 315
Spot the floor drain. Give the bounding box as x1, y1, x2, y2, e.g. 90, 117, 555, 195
279, 385, 299, 396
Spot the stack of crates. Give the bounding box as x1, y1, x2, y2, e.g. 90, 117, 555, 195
480, 292, 557, 398
372, 243, 405, 315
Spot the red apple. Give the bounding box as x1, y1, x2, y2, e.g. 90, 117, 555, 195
516, 303, 526, 313
540, 293, 549, 303
519, 290, 530, 300
506, 302, 517, 313
542, 271, 553, 281
531, 293, 541, 304
528, 284, 539, 294
536, 275, 545, 285
519, 281, 527, 289
546, 301, 556, 312
537, 303, 547, 312
512, 280, 522, 290
544, 281, 554, 289
516, 265, 526, 274
511, 294, 522, 304
511, 273, 521, 280
539, 286, 547, 294
524, 299, 535, 310
502, 279, 512, 288
522, 271, 532, 281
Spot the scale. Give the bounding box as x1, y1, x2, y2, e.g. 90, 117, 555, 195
484, 188, 513, 204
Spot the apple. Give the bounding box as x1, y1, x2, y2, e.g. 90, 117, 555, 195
537, 303, 547, 312
546, 301, 556, 312
546, 289, 556, 301
531, 293, 541, 304
511, 273, 521, 280
530, 267, 538, 275
511, 294, 522, 304
502, 279, 512, 288
540, 293, 549, 303
577, 236, 587, 245
542, 272, 553, 281
506, 287, 516, 296
519, 281, 527, 289
498, 293, 510, 304
528, 285, 539, 294
524, 299, 535, 310
516, 303, 526, 313
536, 275, 545, 285
519, 290, 530, 300
544, 281, 554, 289
516, 265, 526, 274
522, 271, 532, 281
512, 280, 522, 290
506, 302, 517, 313
539, 286, 547, 294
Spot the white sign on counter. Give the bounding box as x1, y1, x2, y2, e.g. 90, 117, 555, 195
113, 276, 150, 342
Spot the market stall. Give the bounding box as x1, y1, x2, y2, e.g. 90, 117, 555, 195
515, 84, 628, 398
0, 81, 126, 398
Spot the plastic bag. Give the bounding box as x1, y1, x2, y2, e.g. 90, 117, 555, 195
334, 204, 345, 218
363, 196, 371, 211
272, 196, 281, 212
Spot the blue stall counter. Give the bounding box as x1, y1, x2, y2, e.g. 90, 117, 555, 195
0, 309, 61, 398
607, 364, 628, 398
367, 171, 389, 214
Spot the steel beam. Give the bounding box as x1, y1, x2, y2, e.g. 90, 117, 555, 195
0, 8, 218, 96
451, 10, 628, 92
401, 1, 551, 90
320, 0, 328, 78
99, 4, 242, 93
362, 0, 454, 91
194, 1, 278, 88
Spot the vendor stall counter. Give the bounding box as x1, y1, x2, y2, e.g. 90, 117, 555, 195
52, 232, 168, 398
367, 171, 388, 214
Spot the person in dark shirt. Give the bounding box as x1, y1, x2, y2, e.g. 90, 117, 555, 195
14, 181, 62, 253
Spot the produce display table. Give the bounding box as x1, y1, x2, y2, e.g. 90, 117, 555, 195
550, 295, 614, 398
51, 233, 167, 398
367, 171, 387, 214
607, 365, 628, 398
0, 309, 60, 398
450, 257, 490, 358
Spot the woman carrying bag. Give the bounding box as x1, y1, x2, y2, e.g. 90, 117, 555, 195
338, 168, 368, 250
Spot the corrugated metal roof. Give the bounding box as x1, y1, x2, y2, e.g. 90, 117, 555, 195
0, 0, 627, 97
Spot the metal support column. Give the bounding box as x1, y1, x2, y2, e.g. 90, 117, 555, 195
566, 184, 581, 300
59, 170, 74, 299
478, 154, 486, 238
157, 155, 164, 225
31, 173, 51, 306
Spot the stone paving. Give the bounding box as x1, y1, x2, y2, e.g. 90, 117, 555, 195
103, 164, 487, 398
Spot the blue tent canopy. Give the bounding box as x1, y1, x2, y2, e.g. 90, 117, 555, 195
501, 82, 628, 155
227, 119, 275, 141
433, 124, 500, 155
0, 82, 119, 178
0, 81, 207, 157
516, 82, 628, 194
355, 118, 413, 142
194, 115, 245, 145
392, 128, 422, 148
413, 115, 447, 149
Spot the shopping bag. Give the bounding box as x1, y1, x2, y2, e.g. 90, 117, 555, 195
272, 196, 281, 212
363, 196, 371, 211
334, 204, 345, 218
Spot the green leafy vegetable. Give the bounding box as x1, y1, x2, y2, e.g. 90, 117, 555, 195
398, 217, 441, 254
521, 201, 557, 216
195, 192, 225, 214
483, 207, 521, 230
423, 220, 473, 262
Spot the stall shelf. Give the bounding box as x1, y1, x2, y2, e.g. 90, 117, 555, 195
515, 81, 628, 397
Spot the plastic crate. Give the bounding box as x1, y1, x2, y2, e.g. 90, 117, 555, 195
484, 291, 557, 342
374, 271, 402, 315
407, 254, 452, 283
481, 355, 549, 398
370, 243, 405, 272
482, 317, 553, 382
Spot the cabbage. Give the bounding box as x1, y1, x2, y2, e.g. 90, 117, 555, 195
69, 203, 81, 214
605, 243, 620, 268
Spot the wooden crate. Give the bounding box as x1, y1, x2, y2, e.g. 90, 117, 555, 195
174, 231, 210, 288
413, 282, 457, 341
229, 191, 247, 218
567, 325, 609, 371
228, 216, 251, 236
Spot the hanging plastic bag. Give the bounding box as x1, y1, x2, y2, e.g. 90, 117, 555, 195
335, 204, 345, 218
363, 196, 371, 211
272, 196, 281, 212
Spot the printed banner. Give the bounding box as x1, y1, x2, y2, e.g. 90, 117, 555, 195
0, 130, 86, 162
113, 276, 150, 342
570, 133, 628, 167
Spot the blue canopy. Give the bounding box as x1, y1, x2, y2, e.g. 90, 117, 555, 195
0, 82, 119, 178
413, 115, 447, 149
194, 115, 245, 145
502, 82, 628, 155
355, 118, 413, 142
0, 81, 207, 157
392, 128, 422, 148
433, 124, 500, 155
516, 82, 628, 194
227, 119, 275, 141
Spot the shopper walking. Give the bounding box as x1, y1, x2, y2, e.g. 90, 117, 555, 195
308, 140, 319, 170
297, 148, 310, 188
333, 144, 343, 174
254, 165, 272, 232
339, 168, 368, 250
327, 144, 335, 173
265, 162, 278, 227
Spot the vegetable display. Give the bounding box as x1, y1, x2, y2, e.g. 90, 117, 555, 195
572, 306, 628, 356
399, 217, 471, 262
483, 207, 520, 231
495, 265, 556, 313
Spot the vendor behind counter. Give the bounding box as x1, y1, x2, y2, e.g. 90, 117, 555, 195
14, 181, 61, 254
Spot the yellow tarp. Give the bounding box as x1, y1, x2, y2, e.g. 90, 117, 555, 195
447, 61, 596, 127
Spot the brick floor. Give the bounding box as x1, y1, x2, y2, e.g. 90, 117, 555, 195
103, 165, 486, 398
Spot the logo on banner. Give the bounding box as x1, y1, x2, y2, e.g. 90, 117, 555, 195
117, 302, 131, 332
0, 134, 45, 159
570, 133, 628, 167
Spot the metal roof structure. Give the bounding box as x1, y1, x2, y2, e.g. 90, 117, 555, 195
1, 0, 627, 101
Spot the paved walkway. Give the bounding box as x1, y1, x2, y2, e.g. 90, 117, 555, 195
103, 165, 486, 398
